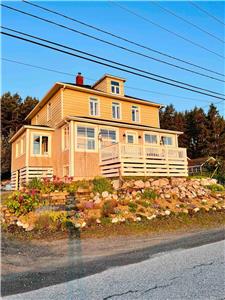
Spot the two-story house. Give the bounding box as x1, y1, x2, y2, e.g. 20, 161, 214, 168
10, 73, 188, 189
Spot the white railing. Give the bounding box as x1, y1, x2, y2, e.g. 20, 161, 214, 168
100, 143, 188, 177
100, 143, 187, 162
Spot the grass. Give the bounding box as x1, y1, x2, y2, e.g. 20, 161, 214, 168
1, 191, 12, 204
2, 210, 225, 241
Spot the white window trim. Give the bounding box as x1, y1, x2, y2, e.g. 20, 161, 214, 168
31, 132, 52, 157
110, 81, 120, 95
89, 97, 100, 117
62, 125, 70, 151
112, 102, 122, 120
15, 135, 26, 158
126, 130, 138, 144
63, 165, 70, 177
99, 126, 119, 149
131, 105, 141, 123
75, 123, 98, 153
144, 131, 159, 146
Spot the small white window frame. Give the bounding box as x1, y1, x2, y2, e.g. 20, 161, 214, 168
144, 132, 159, 145
131, 105, 140, 123
126, 131, 138, 144
89, 97, 100, 117
31, 132, 51, 157
111, 81, 120, 95
112, 102, 121, 120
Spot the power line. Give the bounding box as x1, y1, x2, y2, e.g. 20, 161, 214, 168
152, 1, 224, 44
7, 3, 225, 78
2, 26, 224, 97
2, 30, 225, 102
2, 4, 224, 83
109, 1, 224, 59
189, 1, 225, 27
2, 57, 217, 105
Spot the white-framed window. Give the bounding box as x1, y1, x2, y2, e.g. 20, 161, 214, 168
144, 133, 158, 145
47, 102, 52, 121
62, 125, 69, 150
32, 135, 49, 155
89, 98, 99, 116
76, 126, 96, 151
126, 132, 137, 144
100, 128, 117, 148
131, 105, 140, 122
111, 81, 120, 94
15, 136, 25, 158
161, 136, 173, 146
112, 102, 121, 119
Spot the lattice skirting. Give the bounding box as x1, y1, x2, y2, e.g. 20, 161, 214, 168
11, 167, 53, 190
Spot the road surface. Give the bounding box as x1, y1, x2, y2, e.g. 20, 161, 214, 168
2, 229, 225, 299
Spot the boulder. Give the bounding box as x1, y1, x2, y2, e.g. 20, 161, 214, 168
112, 179, 120, 190
102, 191, 109, 198
151, 178, 169, 187
134, 180, 145, 189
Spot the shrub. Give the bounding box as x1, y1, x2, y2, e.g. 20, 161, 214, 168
7, 190, 40, 216
35, 211, 68, 231
142, 188, 158, 200
102, 199, 117, 217
207, 184, 225, 192
27, 178, 43, 190
93, 177, 113, 194
128, 202, 138, 213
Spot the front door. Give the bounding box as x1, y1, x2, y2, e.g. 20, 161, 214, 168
126, 132, 137, 144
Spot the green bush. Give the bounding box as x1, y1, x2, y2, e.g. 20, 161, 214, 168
93, 177, 113, 194
7, 190, 40, 216
102, 199, 117, 217
213, 175, 225, 186
128, 202, 138, 213
207, 184, 225, 192
142, 188, 158, 200
27, 178, 43, 190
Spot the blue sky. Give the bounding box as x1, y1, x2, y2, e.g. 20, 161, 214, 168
1, 1, 225, 116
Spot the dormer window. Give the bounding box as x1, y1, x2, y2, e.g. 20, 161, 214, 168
111, 81, 120, 94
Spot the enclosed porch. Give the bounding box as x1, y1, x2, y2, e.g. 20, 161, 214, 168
100, 143, 188, 177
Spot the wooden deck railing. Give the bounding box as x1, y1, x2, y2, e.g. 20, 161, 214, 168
100, 143, 188, 177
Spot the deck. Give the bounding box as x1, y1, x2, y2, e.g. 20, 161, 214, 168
100, 143, 188, 177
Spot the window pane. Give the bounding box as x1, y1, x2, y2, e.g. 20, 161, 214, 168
33, 135, 40, 154
127, 135, 134, 143
77, 127, 86, 136
87, 128, 95, 138
42, 136, 48, 154
77, 137, 86, 149
100, 129, 108, 138
145, 134, 157, 144
87, 139, 95, 149
109, 130, 116, 140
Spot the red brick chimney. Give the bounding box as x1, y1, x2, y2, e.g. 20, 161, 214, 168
76, 72, 84, 85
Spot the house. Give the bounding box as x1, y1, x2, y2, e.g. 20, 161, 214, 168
10, 73, 188, 190
188, 156, 218, 176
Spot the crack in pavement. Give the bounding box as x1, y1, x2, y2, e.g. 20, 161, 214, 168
103, 289, 139, 300
141, 282, 173, 295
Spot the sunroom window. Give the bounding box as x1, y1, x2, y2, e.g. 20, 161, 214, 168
111, 81, 120, 94
77, 126, 95, 150
161, 136, 173, 146
100, 129, 116, 147
33, 135, 49, 155
145, 134, 158, 145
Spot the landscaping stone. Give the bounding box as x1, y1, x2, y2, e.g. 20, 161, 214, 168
134, 180, 145, 189
112, 179, 120, 190
151, 178, 169, 187
102, 191, 109, 198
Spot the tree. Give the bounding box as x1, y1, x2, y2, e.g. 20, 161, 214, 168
1, 92, 39, 178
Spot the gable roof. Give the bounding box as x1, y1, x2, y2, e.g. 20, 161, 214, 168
92, 74, 126, 88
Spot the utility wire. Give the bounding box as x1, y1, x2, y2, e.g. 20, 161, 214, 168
152, 1, 224, 44
21, 1, 224, 78
2, 57, 217, 105
189, 1, 225, 26
1, 30, 225, 101
109, 1, 224, 59
2, 26, 224, 97
3, 4, 223, 83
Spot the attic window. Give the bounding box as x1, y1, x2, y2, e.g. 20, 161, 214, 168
111, 81, 120, 94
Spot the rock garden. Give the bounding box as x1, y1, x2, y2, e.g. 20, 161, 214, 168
1, 175, 225, 238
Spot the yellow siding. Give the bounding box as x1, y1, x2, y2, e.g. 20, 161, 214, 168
31, 89, 62, 127
63, 89, 159, 127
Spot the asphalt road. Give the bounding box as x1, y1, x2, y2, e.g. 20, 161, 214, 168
2, 228, 225, 299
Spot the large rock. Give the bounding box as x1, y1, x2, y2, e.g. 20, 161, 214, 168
134, 180, 145, 189
112, 179, 120, 190
151, 178, 169, 187
200, 178, 217, 186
